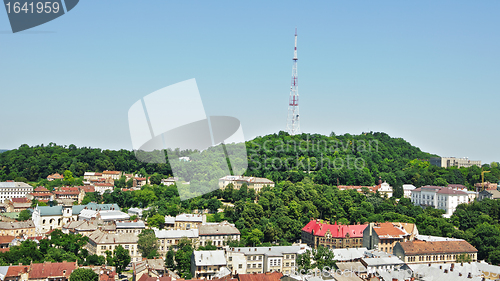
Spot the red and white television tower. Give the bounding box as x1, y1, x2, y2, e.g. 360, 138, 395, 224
286, 28, 300, 135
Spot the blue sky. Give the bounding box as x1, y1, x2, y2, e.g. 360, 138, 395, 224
0, 1, 499, 163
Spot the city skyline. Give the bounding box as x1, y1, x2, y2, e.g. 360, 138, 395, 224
1, 1, 499, 163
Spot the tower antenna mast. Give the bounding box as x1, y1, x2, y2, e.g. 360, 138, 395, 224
286, 28, 300, 135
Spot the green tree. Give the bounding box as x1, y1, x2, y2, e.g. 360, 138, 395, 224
166, 250, 175, 269
137, 229, 159, 259
18, 209, 31, 221
175, 238, 193, 279
113, 245, 131, 274
147, 214, 165, 229
70, 268, 98, 281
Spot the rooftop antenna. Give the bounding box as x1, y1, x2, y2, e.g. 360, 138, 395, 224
286, 28, 300, 135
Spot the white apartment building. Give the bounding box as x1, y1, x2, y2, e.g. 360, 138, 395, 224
411, 186, 468, 218
0, 182, 33, 203
403, 184, 416, 198
199, 221, 240, 249
191, 250, 227, 280
226, 246, 305, 275
219, 176, 275, 193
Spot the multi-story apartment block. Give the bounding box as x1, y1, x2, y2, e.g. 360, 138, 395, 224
301, 219, 367, 249
393, 240, 478, 264
191, 250, 226, 280
0, 220, 36, 237
0, 182, 33, 203
87, 230, 142, 262
93, 183, 114, 195
363, 222, 418, 254
154, 229, 199, 255
164, 213, 205, 230
219, 176, 275, 193
53, 187, 86, 204
226, 246, 304, 275
199, 221, 240, 249
411, 186, 468, 217
116, 221, 145, 235
430, 157, 481, 169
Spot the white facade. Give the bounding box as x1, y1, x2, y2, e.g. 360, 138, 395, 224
411, 186, 468, 218
0, 182, 33, 203
378, 182, 393, 198
403, 184, 416, 198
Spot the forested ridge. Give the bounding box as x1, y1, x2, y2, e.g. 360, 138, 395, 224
1, 132, 500, 266
1, 131, 499, 189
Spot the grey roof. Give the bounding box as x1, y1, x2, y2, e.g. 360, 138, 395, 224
332, 247, 368, 261
174, 213, 203, 222
193, 250, 226, 266
331, 273, 364, 281
403, 184, 416, 190
116, 221, 146, 229
0, 266, 9, 279
37, 203, 121, 217
409, 263, 483, 281
0, 220, 35, 229
227, 246, 301, 257
0, 182, 33, 188
199, 221, 240, 236
336, 262, 367, 273
164, 216, 176, 224
416, 235, 464, 242
88, 230, 138, 244
154, 229, 198, 239
146, 259, 165, 270
361, 256, 405, 267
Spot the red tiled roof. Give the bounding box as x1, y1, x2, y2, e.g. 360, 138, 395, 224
81, 186, 96, 193
6, 265, 29, 277
0, 236, 16, 244
94, 183, 113, 187
29, 261, 77, 279
302, 219, 367, 238
103, 171, 121, 175
135, 177, 146, 181
30, 192, 53, 197
398, 240, 477, 255
54, 191, 79, 195
34, 186, 50, 192
0, 248, 9, 252
238, 271, 283, 281
61, 187, 80, 192
10, 197, 31, 203
371, 222, 409, 238
47, 173, 64, 180
138, 275, 171, 281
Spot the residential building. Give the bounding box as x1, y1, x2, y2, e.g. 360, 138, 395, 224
393, 240, 478, 264
199, 221, 240, 249
62, 220, 115, 236
32, 203, 121, 234
4, 198, 31, 212
478, 189, 500, 201
363, 222, 418, 254
161, 177, 177, 186
411, 185, 468, 217
102, 171, 122, 180
191, 250, 226, 279
377, 182, 393, 198
93, 183, 114, 194
83, 172, 103, 183
53, 187, 85, 204
87, 229, 141, 262
360, 256, 406, 275
332, 247, 368, 262
475, 182, 498, 191
27, 186, 53, 203
28, 261, 77, 281
219, 176, 275, 193
154, 229, 199, 255
402, 184, 416, 198
4, 265, 29, 281
301, 219, 367, 249
46, 173, 64, 181
0, 182, 34, 203
0, 221, 36, 237
128, 207, 149, 218
164, 213, 205, 230
226, 246, 306, 275
430, 157, 481, 169
116, 221, 145, 234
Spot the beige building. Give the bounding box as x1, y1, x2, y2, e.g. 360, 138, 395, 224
0, 220, 36, 237
393, 240, 478, 264
363, 222, 418, 254
430, 157, 481, 169
199, 221, 240, 249
226, 246, 303, 275
219, 176, 275, 193
154, 229, 199, 255
87, 230, 142, 262
164, 213, 205, 230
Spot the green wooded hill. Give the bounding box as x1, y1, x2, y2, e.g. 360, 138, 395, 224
0, 132, 499, 188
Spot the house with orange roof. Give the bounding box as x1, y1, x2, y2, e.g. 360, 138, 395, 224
5, 265, 29, 281
363, 222, 418, 254
28, 261, 77, 280
46, 173, 64, 181
301, 219, 367, 249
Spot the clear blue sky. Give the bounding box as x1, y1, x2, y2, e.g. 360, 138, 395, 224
1, 1, 499, 163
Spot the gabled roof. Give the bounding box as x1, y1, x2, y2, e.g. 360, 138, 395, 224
398, 240, 477, 255
199, 221, 240, 236
0, 235, 15, 244
29, 261, 77, 279
10, 197, 31, 203
34, 186, 50, 192
238, 271, 283, 281
193, 250, 226, 266
88, 230, 138, 244
6, 265, 29, 277
371, 222, 414, 239
302, 219, 367, 238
